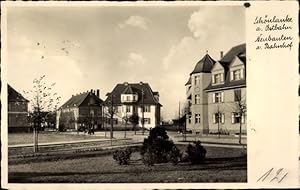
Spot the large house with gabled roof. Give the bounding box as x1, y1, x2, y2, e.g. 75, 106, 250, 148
104, 82, 161, 129
56, 89, 103, 131
8, 84, 30, 132
185, 43, 246, 135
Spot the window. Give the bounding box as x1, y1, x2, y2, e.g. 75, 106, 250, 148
213, 92, 224, 103
231, 69, 244, 81
188, 115, 191, 124
126, 96, 130, 101
133, 95, 136, 101
231, 112, 245, 124
132, 106, 137, 113
233, 70, 241, 80
195, 114, 201, 123
90, 110, 94, 116
213, 73, 224, 84
194, 76, 200, 85
195, 94, 200, 104
234, 89, 242, 101
144, 105, 151, 112
126, 106, 131, 113
143, 118, 151, 124
213, 113, 225, 124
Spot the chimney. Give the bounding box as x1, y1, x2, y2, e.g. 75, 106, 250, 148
124, 82, 128, 86
96, 89, 100, 98
139, 81, 143, 85
90, 89, 93, 94
220, 51, 224, 59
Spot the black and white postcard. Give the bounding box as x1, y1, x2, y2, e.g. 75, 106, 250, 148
1, 1, 299, 189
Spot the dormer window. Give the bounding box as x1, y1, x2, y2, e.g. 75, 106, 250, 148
121, 94, 138, 103
231, 68, 244, 81
212, 73, 224, 84
233, 70, 241, 80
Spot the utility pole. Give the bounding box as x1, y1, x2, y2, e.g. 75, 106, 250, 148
141, 89, 145, 135
110, 94, 114, 145
178, 101, 181, 132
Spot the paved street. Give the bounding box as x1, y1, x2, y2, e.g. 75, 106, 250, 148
9, 130, 246, 153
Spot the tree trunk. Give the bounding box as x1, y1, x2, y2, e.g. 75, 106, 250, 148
239, 120, 242, 144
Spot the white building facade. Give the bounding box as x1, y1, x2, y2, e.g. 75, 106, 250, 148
104, 82, 161, 129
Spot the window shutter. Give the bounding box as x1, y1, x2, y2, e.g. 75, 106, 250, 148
230, 71, 234, 80
241, 68, 244, 79
213, 114, 216, 124
221, 92, 224, 102
212, 75, 215, 84
221, 113, 225, 124
212, 93, 215, 103
231, 113, 235, 124
220, 73, 224, 82
242, 114, 245, 124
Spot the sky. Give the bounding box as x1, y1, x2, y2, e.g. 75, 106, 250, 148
6, 5, 245, 120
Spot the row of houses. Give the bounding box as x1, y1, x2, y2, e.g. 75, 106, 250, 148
56, 82, 161, 131
8, 43, 246, 135
8, 82, 161, 132
184, 43, 246, 135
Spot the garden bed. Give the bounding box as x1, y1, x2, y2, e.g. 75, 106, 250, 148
8, 145, 247, 183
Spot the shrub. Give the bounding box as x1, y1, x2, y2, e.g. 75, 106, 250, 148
141, 149, 156, 166
140, 127, 181, 166
113, 147, 132, 165
186, 141, 207, 164
168, 146, 182, 165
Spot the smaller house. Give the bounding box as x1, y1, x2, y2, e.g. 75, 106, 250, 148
8, 84, 30, 132
56, 89, 103, 132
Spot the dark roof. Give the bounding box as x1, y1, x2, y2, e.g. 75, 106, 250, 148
8, 84, 29, 102
205, 77, 246, 92
122, 85, 135, 94
104, 82, 161, 106
185, 77, 191, 86
220, 43, 246, 63
60, 92, 103, 109
190, 54, 216, 75
205, 43, 246, 91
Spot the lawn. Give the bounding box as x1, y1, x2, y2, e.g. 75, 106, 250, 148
8, 132, 104, 145
8, 146, 247, 183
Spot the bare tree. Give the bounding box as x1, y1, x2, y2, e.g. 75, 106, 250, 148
226, 90, 246, 144
234, 93, 247, 144
23, 75, 60, 152
212, 90, 246, 144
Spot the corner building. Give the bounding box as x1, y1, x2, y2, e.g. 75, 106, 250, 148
185, 44, 246, 135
